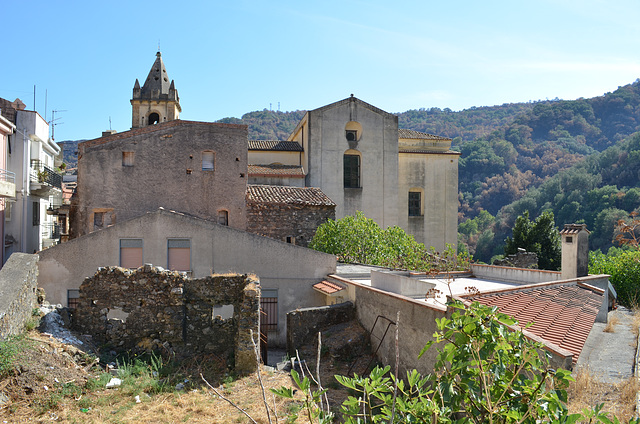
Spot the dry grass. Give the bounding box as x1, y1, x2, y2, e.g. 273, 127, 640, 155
568, 367, 639, 421
603, 313, 621, 333
3, 368, 310, 424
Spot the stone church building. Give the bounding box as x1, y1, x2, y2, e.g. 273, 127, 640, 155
71, 52, 458, 252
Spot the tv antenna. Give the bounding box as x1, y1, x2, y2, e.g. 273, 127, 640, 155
50, 109, 67, 141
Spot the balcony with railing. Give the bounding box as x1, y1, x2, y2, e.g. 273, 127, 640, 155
30, 160, 62, 194
0, 169, 16, 198
41, 221, 61, 248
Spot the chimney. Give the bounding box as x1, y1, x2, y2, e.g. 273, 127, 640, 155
102, 130, 117, 137
560, 224, 590, 279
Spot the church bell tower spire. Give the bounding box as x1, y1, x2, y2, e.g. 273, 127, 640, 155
130, 51, 181, 129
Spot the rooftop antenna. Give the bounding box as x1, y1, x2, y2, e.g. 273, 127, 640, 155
278, 102, 280, 112
158, 40, 161, 51
109, 116, 112, 131
50, 109, 67, 141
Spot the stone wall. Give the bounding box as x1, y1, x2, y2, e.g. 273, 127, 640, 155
73, 265, 260, 374
286, 302, 355, 354
246, 202, 334, 247
0, 253, 39, 339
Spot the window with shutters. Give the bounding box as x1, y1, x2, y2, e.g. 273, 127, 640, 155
168, 239, 190, 272
202, 151, 215, 171
120, 239, 143, 269
32, 201, 40, 226
122, 151, 135, 166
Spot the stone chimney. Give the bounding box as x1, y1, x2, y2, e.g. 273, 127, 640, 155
560, 224, 590, 279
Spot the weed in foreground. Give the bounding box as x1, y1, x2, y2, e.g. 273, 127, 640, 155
604, 313, 621, 333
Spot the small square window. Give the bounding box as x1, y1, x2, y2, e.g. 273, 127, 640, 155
94, 212, 104, 229
346, 130, 358, 142
566, 236, 573, 243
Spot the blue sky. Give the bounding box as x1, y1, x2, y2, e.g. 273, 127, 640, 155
2, 0, 639, 141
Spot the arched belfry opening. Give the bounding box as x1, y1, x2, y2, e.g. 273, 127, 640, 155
131, 51, 181, 129
148, 113, 160, 125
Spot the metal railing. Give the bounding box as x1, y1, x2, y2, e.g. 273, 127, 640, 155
30, 160, 62, 190
0, 169, 15, 184
41, 222, 61, 240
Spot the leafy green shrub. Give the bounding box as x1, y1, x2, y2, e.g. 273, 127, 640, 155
310, 211, 470, 272
589, 249, 640, 306
273, 301, 639, 423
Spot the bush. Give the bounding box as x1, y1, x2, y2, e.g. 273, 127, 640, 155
589, 249, 640, 306
310, 211, 470, 272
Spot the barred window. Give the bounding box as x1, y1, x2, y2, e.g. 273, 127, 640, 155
343, 154, 360, 188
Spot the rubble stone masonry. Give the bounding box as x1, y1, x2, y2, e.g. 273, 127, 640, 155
246, 203, 334, 247
73, 265, 260, 374
0, 253, 39, 339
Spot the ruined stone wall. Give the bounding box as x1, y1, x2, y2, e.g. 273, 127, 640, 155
286, 302, 355, 355
73, 265, 260, 374
246, 202, 334, 247
0, 253, 39, 339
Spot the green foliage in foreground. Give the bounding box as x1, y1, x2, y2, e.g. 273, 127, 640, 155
0, 335, 32, 379
273, 302, 639, 423
589, 248, 640, 307
309, 211, 470, 272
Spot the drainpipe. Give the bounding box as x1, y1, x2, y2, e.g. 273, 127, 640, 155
21, 128, 30, 253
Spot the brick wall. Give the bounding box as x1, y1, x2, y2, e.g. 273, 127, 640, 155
246, 202, 334, 247
73, 265, 260, 374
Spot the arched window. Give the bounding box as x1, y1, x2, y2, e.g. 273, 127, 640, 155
148, 113, 160, 125
218, 210, 228, 226
343, 149, 361, 188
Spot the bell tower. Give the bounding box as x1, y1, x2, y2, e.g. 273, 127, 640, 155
131, 51, 181, 129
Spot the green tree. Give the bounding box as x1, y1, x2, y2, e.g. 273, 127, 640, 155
310, 211, 469, 272
504, 211, 561, 270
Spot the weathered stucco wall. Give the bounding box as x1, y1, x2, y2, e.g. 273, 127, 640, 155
73, 120, 248, 238
0, 253, 39, 339
73, 265, 260, 374
38, 209, 336, 347
305, 98, 399, 228
397, 152, 459, 251
471, 264, 562, 284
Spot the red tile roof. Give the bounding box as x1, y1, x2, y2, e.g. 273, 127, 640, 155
313, 280, 345, 295
560, 224, 591, 235
247, 185, 336, 206
398, 129, 451, 141
248, 140, 303, 151
461, 282, 603, 364
248, 164, 305, 177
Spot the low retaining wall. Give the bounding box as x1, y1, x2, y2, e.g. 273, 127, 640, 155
0, 253, 39, 339
286, 301, 355, 355
73, 265, 260, 374
471, 264, 561, 284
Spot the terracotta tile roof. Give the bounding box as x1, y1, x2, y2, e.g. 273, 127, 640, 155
313, 280, 345, 295
248, 164, 305, 177
247, 184, 336, 206
398, 148, 461, 155
398, 129, 451, 141
461, 282, 603, 364
248, 140, 303, 151
560, 224, 591, 235
80, 120, 247, 149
